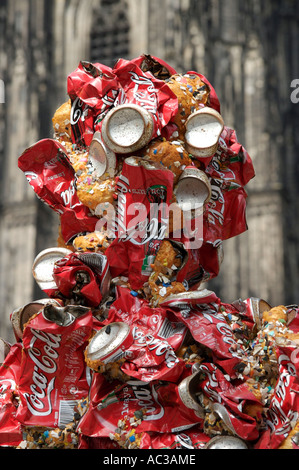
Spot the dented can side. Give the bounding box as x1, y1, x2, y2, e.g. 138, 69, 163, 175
88, 131, 116, 178
32, 247, 72, 292
11, 298, 62, 339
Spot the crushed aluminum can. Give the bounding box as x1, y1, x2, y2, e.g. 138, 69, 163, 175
185, 107, 224, 159
174, 166, 211, 214
18, 139, 99, 244
11, 298, 61, 340
210, 402, 237, 435
88, 131, 116, 178
85, 322, 133, 366
43, 304, 91, 327
16, 307, 93, 429
177, 370, 204, 419
245, 297, 272, 331
52, 252, 111, 307
0, 338, 11, 364
76, 252, 111, 301
204, 435, 248, 449
134, 54, 177, 80
160, 288, 218, 308
101, 103, 154, 154
32, 247, 72, 293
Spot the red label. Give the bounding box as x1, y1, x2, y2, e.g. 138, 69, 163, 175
16, 310, 93, 428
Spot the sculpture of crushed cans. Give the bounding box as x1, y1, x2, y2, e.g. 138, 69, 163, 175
1, 55, 298, 450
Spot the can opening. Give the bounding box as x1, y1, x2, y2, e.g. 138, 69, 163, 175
102, 104, 154, 153
108, 107, 145, 147
185, 108, 224, 157
186, 114, 223, 148
87, 322, 131, 361
32, 248, 72, 290
175, 178, 210, 211
21, 303, 45, 326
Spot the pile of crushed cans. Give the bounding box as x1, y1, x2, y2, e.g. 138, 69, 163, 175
1, 54, 299, 449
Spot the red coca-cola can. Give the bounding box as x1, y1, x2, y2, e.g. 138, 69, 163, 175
18, 139, 99, 244
16, 308, 94, 429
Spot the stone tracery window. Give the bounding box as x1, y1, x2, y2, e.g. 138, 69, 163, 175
90, 0, 130, 67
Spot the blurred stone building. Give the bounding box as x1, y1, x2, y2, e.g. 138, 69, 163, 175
0, 0, 299, 340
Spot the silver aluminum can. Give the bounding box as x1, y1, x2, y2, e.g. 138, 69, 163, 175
185, 107, 224, 158
101, 103, 154, 154
174, 166, 212, 214
86, 322, 133, 365
160, 289, 217, 308
0, 338, 11, 364
178, 370, 204, 419
32, 247, 72, 292
88, 131, 116, 178
204, 435, 248, 449
11, 298, 61, 339
43, 304, 91, 327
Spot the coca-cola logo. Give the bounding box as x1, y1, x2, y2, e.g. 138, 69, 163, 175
24, 171, 38, 183
128, 380, 165, 421
24, 329, 61, 416
0, 379, 16, 395
266, 353, 298, 436
70, 97, 90, 125
199, 363, 221, 403
207, 179, 225, 227
113, 176, 168, 245
209, 145, 236, 182
60, 180, 80, 210
128, 71, 158, 115
96, 88, 120, 124
132, 326, 178, 369
146, 334, 179, 369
